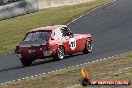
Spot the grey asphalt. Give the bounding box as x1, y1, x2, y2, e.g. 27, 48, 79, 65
0, 0, 132, 83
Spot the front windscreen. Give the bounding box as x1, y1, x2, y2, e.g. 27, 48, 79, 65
24, 32, 51, 41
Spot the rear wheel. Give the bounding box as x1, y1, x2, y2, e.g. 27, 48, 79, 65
83, 38, 92, 54
20, 58, 32, 67
53, 46, 65, 60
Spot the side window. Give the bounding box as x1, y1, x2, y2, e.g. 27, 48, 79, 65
54, 29, 63, 40
61, 27, 72, 37
41, 32, 51, 40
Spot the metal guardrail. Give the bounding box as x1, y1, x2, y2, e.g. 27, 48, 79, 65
0, 0, 95, 20
0, 0, 20, 6
0, 0, 38, 20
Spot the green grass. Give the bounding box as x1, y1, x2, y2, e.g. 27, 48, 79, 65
0, 52, 131, 88
0, 0, 111, 55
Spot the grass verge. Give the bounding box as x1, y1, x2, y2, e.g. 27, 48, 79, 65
0, 0, 111, 55
0, 52, 132, 88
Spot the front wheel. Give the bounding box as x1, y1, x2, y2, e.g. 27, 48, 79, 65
83, 38, 93, 54
53, 46, 65, 60
20, 58, 32, 67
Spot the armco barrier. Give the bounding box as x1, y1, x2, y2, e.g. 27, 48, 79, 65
38, 0, 95, 9
0, 0, 38, 20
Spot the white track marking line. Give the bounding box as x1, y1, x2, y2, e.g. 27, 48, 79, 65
1, 51, 129, 85
67, 0, 114, 25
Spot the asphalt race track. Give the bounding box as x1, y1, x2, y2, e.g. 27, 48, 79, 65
0, 0, 132, 83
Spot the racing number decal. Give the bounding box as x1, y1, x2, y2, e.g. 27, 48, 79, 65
69, 38, 76, 50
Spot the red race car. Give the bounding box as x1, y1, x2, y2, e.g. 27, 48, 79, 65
15, 25, 93, 66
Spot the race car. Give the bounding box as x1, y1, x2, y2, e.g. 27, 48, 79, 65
15, 25, 93, 66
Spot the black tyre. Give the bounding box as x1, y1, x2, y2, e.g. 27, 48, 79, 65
53, 46, 65, 60
20, 58, 32, 67
83, 38, 92, 54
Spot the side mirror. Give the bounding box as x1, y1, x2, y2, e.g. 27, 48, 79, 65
69, 33, 74, 38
